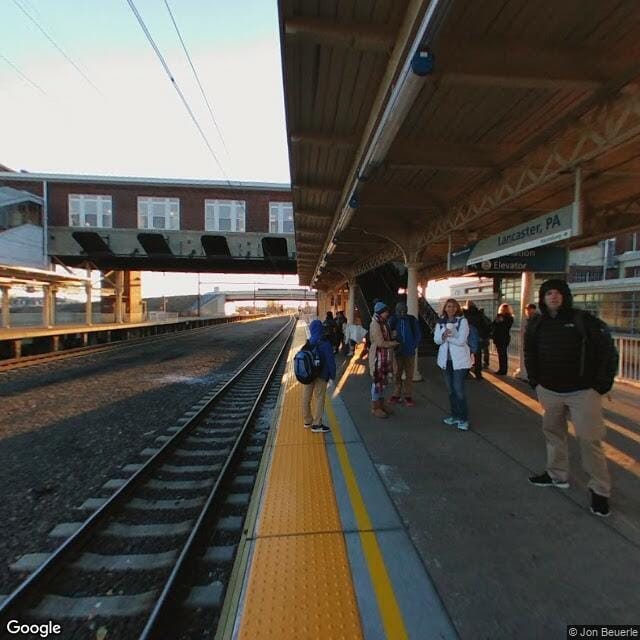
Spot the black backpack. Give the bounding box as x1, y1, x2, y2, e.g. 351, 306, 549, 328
293, 340, 322, 384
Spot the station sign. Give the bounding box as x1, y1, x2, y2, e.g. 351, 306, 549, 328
469, 246, 567, 274
466, 204, 578, 265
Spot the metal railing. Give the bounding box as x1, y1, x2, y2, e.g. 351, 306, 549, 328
615, 334, 640, 384
489, 328, 640, 385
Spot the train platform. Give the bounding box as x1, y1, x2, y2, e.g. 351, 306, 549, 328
226, 323, 640, 639
0, 314, 267, 362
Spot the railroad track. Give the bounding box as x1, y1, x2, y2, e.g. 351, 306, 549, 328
0, 318, 295, 639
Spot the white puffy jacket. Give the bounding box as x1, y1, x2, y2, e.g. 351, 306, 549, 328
434, 316, 472, 370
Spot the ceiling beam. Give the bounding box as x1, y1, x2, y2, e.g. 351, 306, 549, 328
293, 183, 342, 197
295, 209, 335, 219
387, 139, 519, 170
291, 131, 358, 149
296, 231, 325, 238
284, 17, 395, 53
358, 185, 447, 210
416, 86, 640, 248
436, 41, 605, 91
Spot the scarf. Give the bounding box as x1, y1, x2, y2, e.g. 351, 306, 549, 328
373, 312, 392, 391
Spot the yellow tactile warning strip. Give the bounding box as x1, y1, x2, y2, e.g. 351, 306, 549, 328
325, 399, 409, 640
237, 338, 363, 639
486, 372, 640, 478
238, 532, 363, 640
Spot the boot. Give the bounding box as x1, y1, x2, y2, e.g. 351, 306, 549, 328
380, 398, 393, 415
372, 400, 387, 419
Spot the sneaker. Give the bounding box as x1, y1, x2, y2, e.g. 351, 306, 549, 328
456, 420, 469, 431
443, 416, 458, 425
528, 472, 569, 489
404, 397, 415, 407
311, 424, 330, 433
590, 490, 610, 517
388, 396, 401, 404
303, 423, 312, 429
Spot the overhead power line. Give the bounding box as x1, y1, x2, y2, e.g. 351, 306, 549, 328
0, 52, 47, 95
125, 0, 230, 183
163, 0, 231, 160
11, 0, 101, 95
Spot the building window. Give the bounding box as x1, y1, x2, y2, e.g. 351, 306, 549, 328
205, 200, 245, 232
69, 195, 112, 228
269, 202, 294, 233
138, 197, 179, 230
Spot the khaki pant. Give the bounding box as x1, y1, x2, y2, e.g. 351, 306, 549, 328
536, 386, 611, 496
302, 378, 328, 426
393, 354, 415, 398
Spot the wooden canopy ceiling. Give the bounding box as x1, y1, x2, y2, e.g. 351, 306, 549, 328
279, 0, 640, 288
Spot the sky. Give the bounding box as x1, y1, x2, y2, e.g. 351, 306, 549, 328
1, 0, 459, 300
0, 0, 290, 183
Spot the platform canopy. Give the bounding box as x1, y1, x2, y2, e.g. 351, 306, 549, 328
0, 264, 89, 287
0, 186, 43, 209
279, 0, 640, 288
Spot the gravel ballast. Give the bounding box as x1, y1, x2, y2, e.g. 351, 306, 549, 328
0, 316, 289, 594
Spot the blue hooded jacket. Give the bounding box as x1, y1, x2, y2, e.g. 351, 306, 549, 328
388, 304, 422, 356
308, 319, 336, 381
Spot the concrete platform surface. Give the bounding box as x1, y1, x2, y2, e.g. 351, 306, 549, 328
332, 348, 640, 639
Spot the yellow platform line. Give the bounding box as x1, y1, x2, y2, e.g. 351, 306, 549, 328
486, 373, 640, 479
237, 342, 364, 639
325, 399, 409, 640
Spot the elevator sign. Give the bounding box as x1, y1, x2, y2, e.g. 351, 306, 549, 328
466, 204, 578, 265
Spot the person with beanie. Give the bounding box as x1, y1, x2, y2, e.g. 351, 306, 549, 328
368, 301, 399, 418
302, 319, 336, 433
388, 301, 421, 406
524, 278, 618, 517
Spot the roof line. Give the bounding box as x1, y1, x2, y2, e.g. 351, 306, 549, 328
0, 171, 291, 191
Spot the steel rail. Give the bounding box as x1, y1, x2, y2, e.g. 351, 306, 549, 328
0, 318, 294, 625
139, 317, 296, 638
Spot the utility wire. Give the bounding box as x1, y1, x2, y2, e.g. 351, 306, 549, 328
125, 0, 230, 183
163, 0, 231, 160
11, 0, 102, 95
0, 52, 47, 95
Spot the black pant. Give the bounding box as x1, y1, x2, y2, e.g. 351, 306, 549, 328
481, 340, 490, 368
495, 340, 509, 374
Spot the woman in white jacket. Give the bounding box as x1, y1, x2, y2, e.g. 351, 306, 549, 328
434, 298, 472, 430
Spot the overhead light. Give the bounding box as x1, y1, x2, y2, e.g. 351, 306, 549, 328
364, 47, 435, 171
326, 240, 337, 255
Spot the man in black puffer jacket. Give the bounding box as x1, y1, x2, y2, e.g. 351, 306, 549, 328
524, 279, 618, 517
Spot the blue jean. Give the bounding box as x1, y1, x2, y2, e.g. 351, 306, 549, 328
371, 383, 385, 400
443, 361, 468, 421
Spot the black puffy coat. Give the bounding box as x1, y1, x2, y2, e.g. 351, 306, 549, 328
491, 313, 513, 346
524, 309, 617, 394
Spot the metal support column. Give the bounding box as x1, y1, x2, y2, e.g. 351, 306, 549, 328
406, 262, 423, 381
347, 280, 356, 324
115, 271, 125, 323
1, 286, 10, 328
42, 285, 52, 328
85, 269, 93, 326
346, 280, 357, 355
515, 271, 534, 381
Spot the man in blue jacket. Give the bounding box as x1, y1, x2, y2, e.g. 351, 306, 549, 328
302, 319, 336, 433
388, 302, 421, 406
